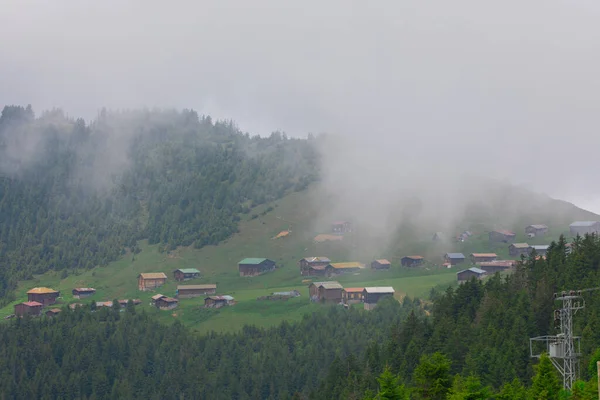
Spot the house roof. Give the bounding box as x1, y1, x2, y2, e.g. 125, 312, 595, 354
445, 253, 465, 259
151, 294, 166, 301
330, 262, 365, 269
493, 229, 516, 236
73, 287, 95, 292
160, 297, 178, 303
205, 295, 234, 301
478, 261, 515, 268
301, 257, 331, 263
528, 224, 548, 229
22, 301, 43, 307
272, 291, 300, 296
343, 287, 365, 293
177, 284, 217, 290
239, 258, 268, 265
309, 265, 328, 271
471, 253, 497, 258
375, 259, 391, 265
511, 243, 530, 248
139, 272, 167, 280
96, 301, 113, 307
570, 221, 599, 227
458, 267, 486, 275
47, 308, 62, 313
27, 287, 58, 294
530, 245, 550, 250
403, 255, 424, 260
174, 268, 200, 274
364, 287, 395, 294
311, 281, 343, 289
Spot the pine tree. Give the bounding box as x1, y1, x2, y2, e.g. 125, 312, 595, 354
529, 353, 561, 400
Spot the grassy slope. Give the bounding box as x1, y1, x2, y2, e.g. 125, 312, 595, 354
3, 185, 598, 333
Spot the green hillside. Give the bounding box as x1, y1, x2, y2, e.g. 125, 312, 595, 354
4, 183, 598, 333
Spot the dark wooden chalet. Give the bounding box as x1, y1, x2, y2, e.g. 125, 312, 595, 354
529, 245, 550, 256
525, 224, 548, 237
204, 295, 235, 309
308, 281, 343, 303
401, 256, 424, 267
444, 253, 466, 266
45, 308, 62, 317
470, 253, 498, 263
137, 273, 167, 291
477, 260, 516, 274
457, 267, 486, 283
371, 259, 391, 270
72, 288, 96, 299
176, 284, 217, 299
155, 297, 178, 310
173, 268, 201, 281
298, 257, 331, 276
14, 301, 43, 317
238, 258, 276, 277
509, 243, 530, 257
569, 221, 600, 236
151, 294, 166, 305
27, 287, 60, 306
331, 221, 352, 234
489, 230, 516, 243
342, 287, 364, 304
363, 287, 395, 310
329, 262, 365, 275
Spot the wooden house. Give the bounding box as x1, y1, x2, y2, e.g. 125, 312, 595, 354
45, 308, 62, 318
525, 224, 548, 237
95, 301, 114, 308
470, 253, 497, 264
570, 221, 600, 236
155, 297, 178, 310
477, 260, 516, 274
137, 273, 167, 291
342, 288, 364, 304
14, 301, 43, 317
332, 221, 352, 234
329, 262, 365, 275
238, 258, 276, 277
489, 230, 516, 243
509, 243, 530, 257
176, 284, 217, 299
401, 256, 424, 267
173, 268, 201, 281
529, 245, 550, 256
298, 257, 331, 276
151, 294, 166, 305
27, 287, 60, 306
204, 295, 235, 309
72, 288, 96, 299
371, 259, 391, 270
363, 287, 395, 310
457, 267, 486, 283
444, 253, 465, 266
308, 281, 343, 303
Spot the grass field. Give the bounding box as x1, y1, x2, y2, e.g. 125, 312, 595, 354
1, 186, 592, 333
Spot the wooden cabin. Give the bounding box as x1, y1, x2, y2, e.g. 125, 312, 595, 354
470, 253, 497, 264
173, 268, 201, 281
298, 257, 331, 276
363, 287, 395, 310
151, 294, 166, 305
477, 260, 516, 274
308, 281, 343, 303
509, 243, 530, 257
489, 230, 516, 243
525, 224, 548, 237
529, 245, 550, 256
444, 253, 466, 266
137, 273, 167, 291
457, 267, 486, 283
72, 288, 96, 299
27, 287, 60, 306
14, 301, 43, 317
45, 308, 62, 318
371, 259, 391, 270
342, 287, 364, 304
328, 262, 365, 275
176, 284, 217, 299
401, 256, 424, 267
155, 297, 178, 310
238, 258, 276, 277
204, 295, 235, 309
570, 221, 600, 236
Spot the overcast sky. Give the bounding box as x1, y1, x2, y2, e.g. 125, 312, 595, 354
1, 0, 600, 212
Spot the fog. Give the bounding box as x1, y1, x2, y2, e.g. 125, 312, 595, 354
2, 0, 600, 221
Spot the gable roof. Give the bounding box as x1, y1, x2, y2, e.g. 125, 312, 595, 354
445, 253, 465, 259
159, 297, 178, 303
570, 221, 599, 227
493, 229, 516, 236
527, 224, 548, 229
239, 258, 268, 265
205, 295, 234, 301
375, 259, 391, 265
530, 245, 550, 250
174, 268, 200, 274
301, 257, 331, 263
330, 262, 365, 269
458, 267, 486, 275
151, 294, 166, 301
73, 287, 95, 292
27, 287, 58, 294
402, 255, 424, 260
364, 287, 395, 294
511, 243, 530, 249
177, 284, 217, 290
478, 261, 515, 268
139, 272, 167, 280
311, 281, 343, 289
22, 301, 43, 307
343, 287, 365, 293
471, 253, 497, 258
47, 308, 62, 313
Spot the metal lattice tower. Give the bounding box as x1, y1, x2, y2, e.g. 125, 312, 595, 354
530, 290, 587, 391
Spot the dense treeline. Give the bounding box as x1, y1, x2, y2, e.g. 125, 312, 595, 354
0, 105, 318, 302
0, 297, 421, 399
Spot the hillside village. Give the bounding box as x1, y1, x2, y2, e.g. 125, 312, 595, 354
9, 219, 597, 320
